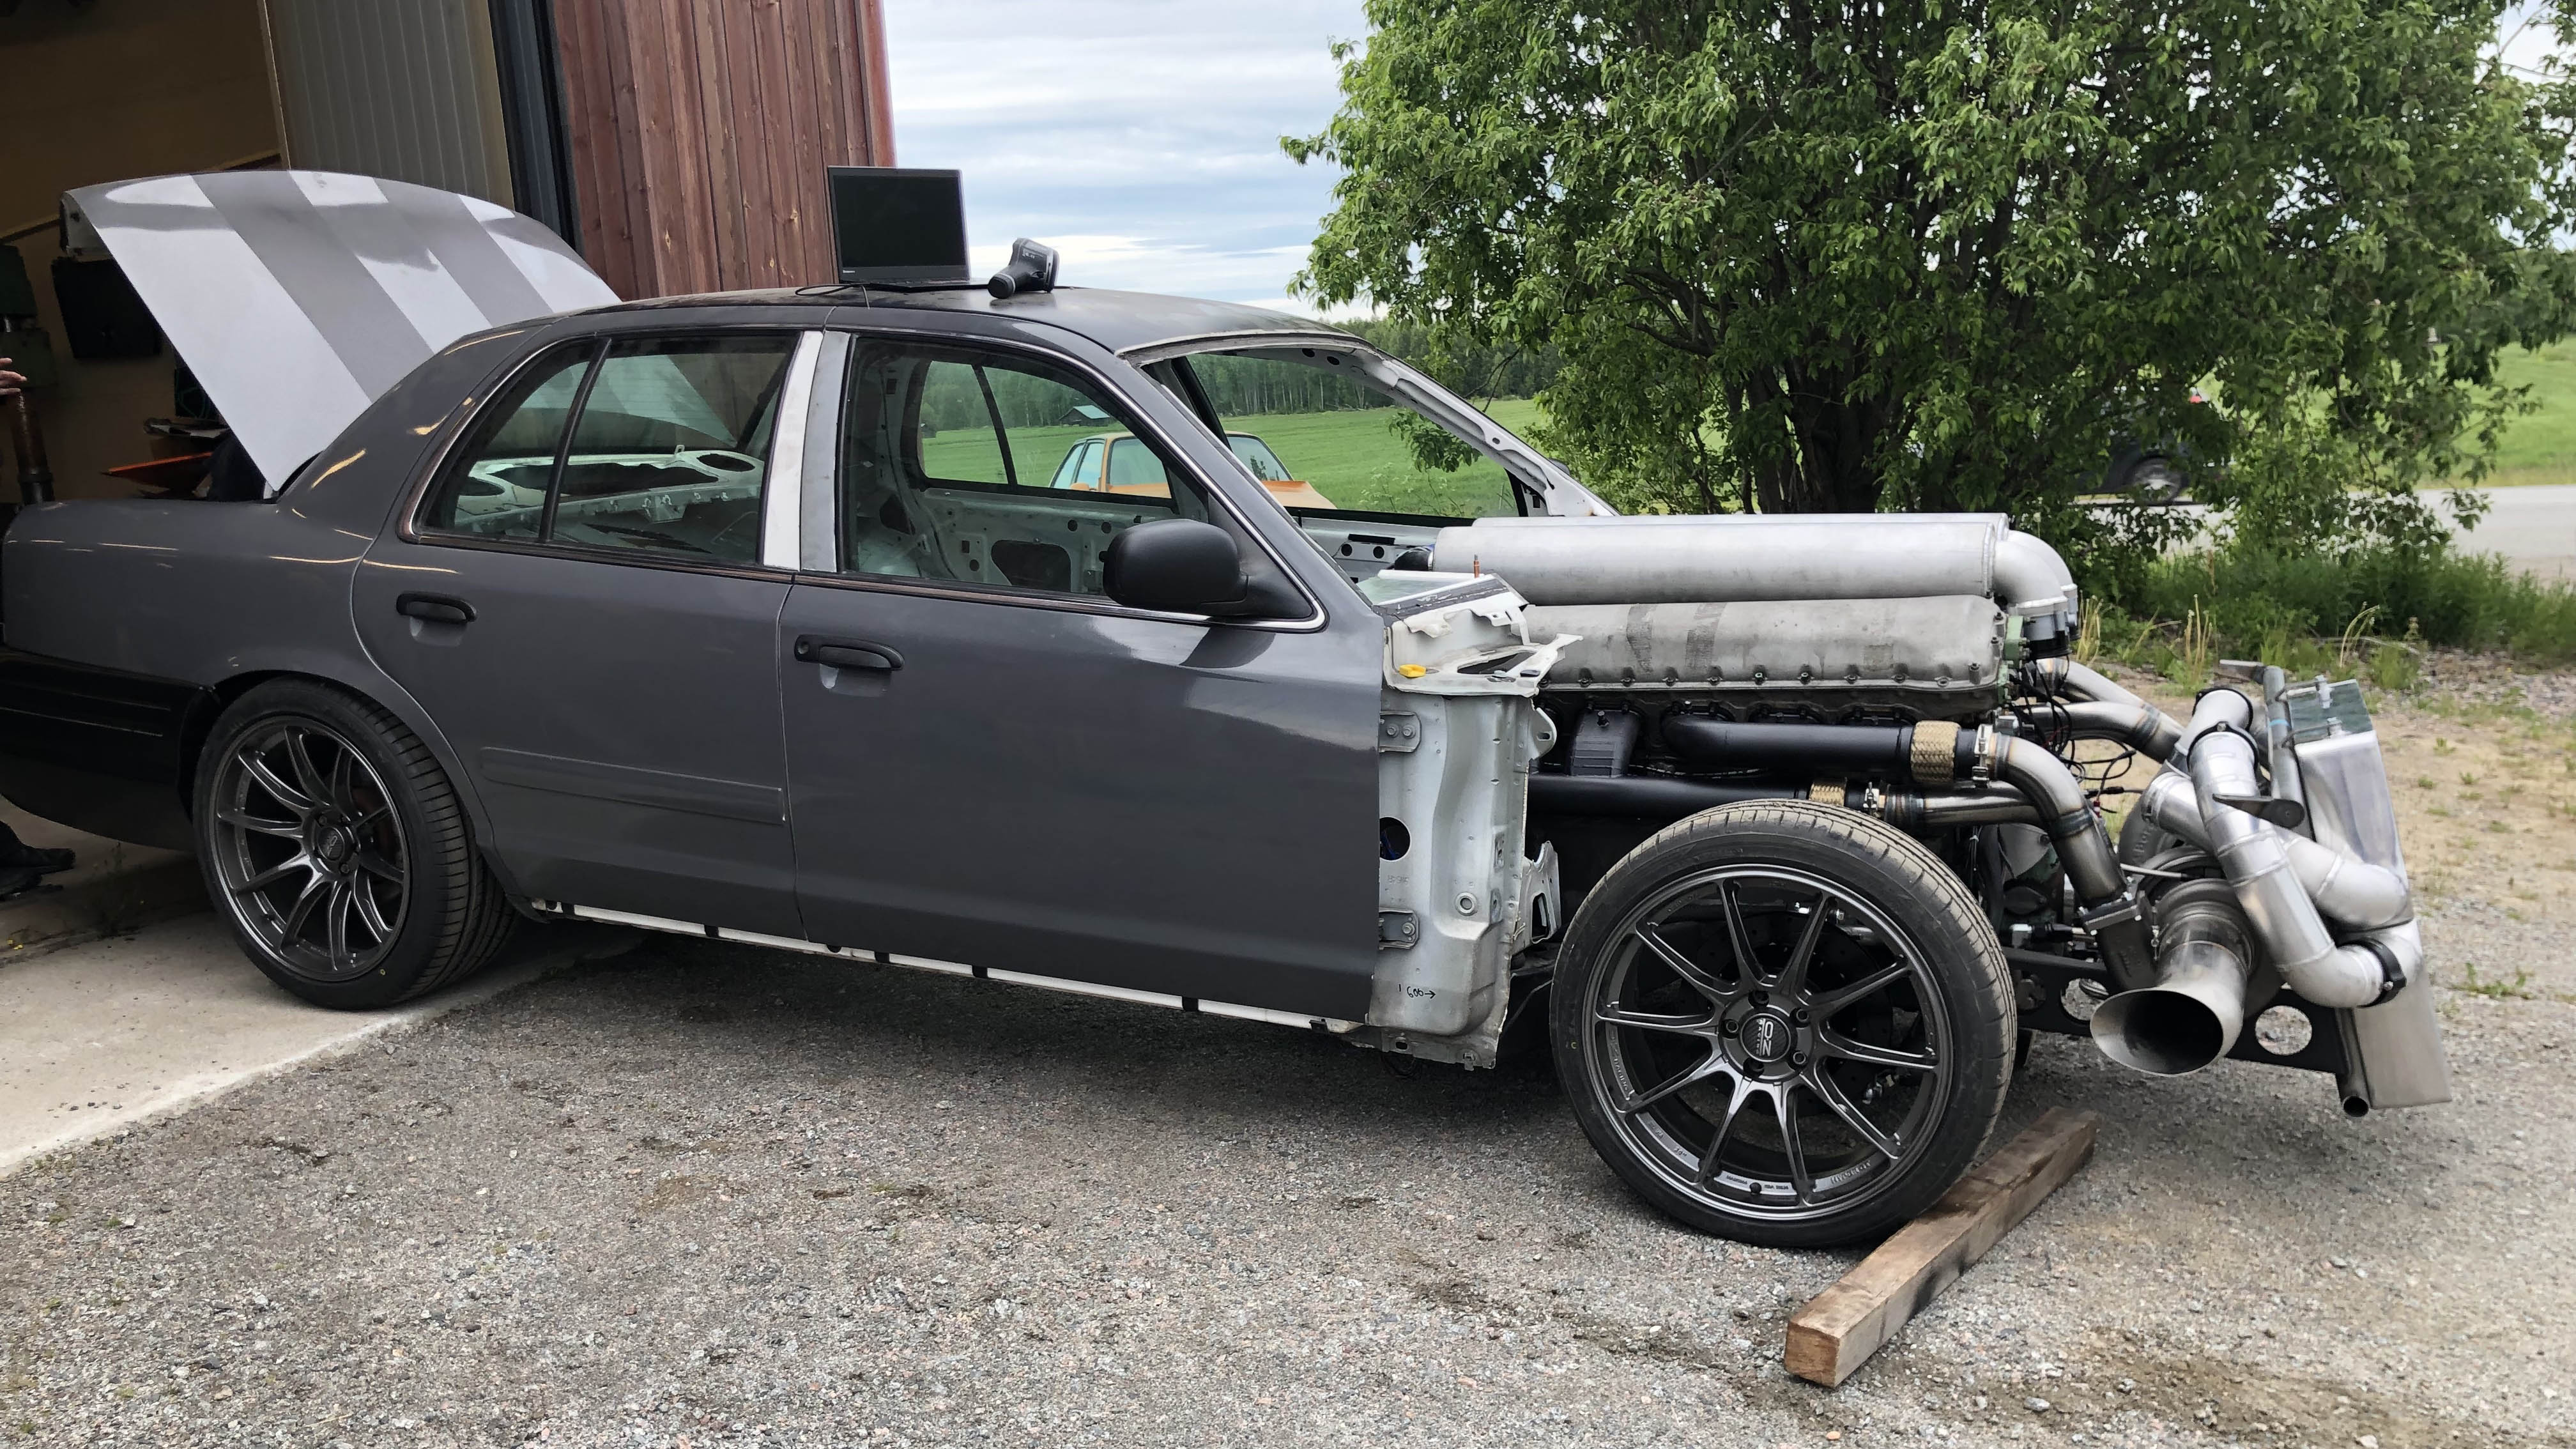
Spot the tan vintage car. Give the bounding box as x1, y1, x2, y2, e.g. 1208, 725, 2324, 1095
1049, 430, 1333, 510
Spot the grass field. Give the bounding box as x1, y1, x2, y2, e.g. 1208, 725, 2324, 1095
917, 397, 1550, 516
2490, 341, 2576, 486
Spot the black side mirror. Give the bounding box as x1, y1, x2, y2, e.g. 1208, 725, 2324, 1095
1103, 518, 1250, 614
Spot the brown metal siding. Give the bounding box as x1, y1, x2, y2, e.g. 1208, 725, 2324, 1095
552, 0, 895, 299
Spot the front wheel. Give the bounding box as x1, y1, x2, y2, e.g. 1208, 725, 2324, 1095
1549, 802, 2014, 1247
195, 680, 514, 1009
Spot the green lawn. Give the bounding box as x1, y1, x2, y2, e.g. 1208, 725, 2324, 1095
916, 397, 1552, 516
2490, 341, 2576, 486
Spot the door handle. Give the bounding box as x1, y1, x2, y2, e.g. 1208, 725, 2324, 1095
395, 592, 475, 625
793, 636, 903, 672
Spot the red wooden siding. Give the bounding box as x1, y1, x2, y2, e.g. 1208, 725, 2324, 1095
552, 0, 894, 298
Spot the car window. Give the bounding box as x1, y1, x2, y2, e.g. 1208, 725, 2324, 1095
837, 342, 1210, 597
1175, 351, 1521, 518
1046, 438, 1102, 489
1228, 433, 1290, 482
420, 334, 795, 564
548, 336, 794, 562
418, 345, 593, 541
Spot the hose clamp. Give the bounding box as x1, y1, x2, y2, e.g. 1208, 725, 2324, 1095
1968, 723, 1997, 783
2076, 888, 2144, 931
2361, 936, 2407, 1005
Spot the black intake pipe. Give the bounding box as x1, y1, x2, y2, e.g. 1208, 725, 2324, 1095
1658, 714, 2152, 988
1528, 774, 1800, 820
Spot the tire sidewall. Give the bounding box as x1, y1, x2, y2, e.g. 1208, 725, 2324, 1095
194, 681, 463, 1009
1549, 801, 2014, 1247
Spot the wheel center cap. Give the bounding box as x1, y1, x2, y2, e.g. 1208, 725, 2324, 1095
314, 827, 353, 867
1739, 1011, 1794, 1064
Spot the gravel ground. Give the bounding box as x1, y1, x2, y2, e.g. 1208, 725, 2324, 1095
3, 915, 2569, 1449
6, 674, 2574, 1449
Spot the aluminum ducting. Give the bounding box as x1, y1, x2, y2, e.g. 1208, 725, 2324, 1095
1524, 596, 2004, 705
2181, 691, 2409, 1009
2093, 879, 2254, 1075
2055, 702, 2183, 760
2138, 770, 2412, 930
1430, 517, 2078, 640
2023, 656, 2150, 710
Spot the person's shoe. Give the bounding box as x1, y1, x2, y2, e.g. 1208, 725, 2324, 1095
0, 827, 73, 875
0, 864, 41, 902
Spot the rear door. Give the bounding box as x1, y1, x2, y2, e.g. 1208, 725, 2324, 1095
777, 331, 1386, 1018
355, 324, 818, 934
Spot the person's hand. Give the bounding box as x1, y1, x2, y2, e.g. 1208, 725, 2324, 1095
0, 357, 22, 398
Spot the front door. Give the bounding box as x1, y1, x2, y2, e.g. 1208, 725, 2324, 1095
779, 335, 1383, 1018
356, 328, 808, 934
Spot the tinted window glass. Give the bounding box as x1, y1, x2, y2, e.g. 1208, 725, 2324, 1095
838, 344, 1206, 597
546, 337, 794, 562
419, 345, 592, 540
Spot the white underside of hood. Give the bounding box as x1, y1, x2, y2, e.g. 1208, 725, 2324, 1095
63, 170, 618, 493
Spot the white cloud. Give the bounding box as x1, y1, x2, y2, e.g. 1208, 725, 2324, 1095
882, 0, 1367, 305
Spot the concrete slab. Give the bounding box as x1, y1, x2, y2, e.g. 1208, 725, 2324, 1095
0, 913, 638, 1177
1, 800, 205, 959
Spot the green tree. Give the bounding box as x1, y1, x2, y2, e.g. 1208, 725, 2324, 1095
1289, 0, 2576, 563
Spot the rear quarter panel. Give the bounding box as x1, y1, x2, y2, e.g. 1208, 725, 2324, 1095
0, 323, 560, 852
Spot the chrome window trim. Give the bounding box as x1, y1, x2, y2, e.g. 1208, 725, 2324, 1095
799, 332, 853, 572
758, 330, 827, 570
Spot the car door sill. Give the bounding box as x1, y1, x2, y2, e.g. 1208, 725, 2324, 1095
532, 899, 1361, 1034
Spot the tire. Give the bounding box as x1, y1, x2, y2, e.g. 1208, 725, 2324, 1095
194, 679, 514, 1009
1549, 801, 2014, 1248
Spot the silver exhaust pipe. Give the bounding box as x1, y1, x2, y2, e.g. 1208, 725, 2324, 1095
2092, 880, 2251, 1075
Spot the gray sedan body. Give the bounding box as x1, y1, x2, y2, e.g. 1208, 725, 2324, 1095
2, 283, 1547, 1024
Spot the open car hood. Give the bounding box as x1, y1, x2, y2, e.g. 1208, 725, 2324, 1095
63, 171, 618, 494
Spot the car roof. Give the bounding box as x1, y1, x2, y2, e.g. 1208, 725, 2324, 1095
589, 285, 1348, 358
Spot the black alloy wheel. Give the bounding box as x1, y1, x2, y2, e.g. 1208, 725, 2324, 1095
197, 680, 514, 1009
1552, 802, 2014, 1247
209, 717, 409, 980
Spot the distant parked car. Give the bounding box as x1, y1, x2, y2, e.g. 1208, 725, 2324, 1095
2100, 392, 2211, 505
1051, 430, 1333, 509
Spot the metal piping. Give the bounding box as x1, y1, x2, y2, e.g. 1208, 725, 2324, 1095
1429, 517, 2079, 643
2138, 770, 2412, 931
1662, 714, 2149, 987
1988, 734, 2156, 990
1869, 787, 2042, 829
2054, 702, 2183, 760
1528, 774, 1799, 820
2093, 880, 2253, 1075
2022, 656, 2150, 711
2182, 693, 2409, 1009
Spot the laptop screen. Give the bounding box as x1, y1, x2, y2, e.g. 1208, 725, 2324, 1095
829, 168, 970, 286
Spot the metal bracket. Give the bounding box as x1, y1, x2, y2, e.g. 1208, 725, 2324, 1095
1377, 910, 1420, 948
1377, 712, 1422, 753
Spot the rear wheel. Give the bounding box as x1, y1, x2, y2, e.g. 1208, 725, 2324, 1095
195, 680, 513, 1009
1549, 802, 2014, 1247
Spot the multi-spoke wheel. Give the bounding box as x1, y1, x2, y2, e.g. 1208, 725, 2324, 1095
195, 680, 514, 1009
1551, 801, 2014, 1246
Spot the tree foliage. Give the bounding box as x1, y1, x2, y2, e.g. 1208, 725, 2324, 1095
1289, 0, 2576, 565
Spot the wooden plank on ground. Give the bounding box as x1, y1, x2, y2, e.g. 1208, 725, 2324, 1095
1785, 1107, 2101, 1388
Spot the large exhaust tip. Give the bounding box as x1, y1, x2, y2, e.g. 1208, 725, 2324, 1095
2092, 986, 2235, 1076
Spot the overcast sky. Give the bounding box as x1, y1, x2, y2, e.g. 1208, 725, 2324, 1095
882, 3, 2568, 313
879, 0, 1367, 313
